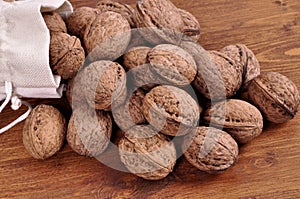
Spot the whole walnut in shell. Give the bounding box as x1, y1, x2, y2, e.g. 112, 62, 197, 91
67, 104, 112, 157
49, 32, 85, 79
118, 125, 177, 180
220, 44, 260, 89
204, 99, 263, 144
135, 0, 185, 45
177, 8, 201, 42
96, 0, 137, 28
42, 12, 67, 33
143, 85, 200, 136
192, 51, 243, 100
246, 72, 300, 123
113, 89, 146, 131
66, 70, 86, 108
67, 7, 131, 61
123, 46, 161, 91
66, 7, 99, 39
148, 44, 197, 87
183, 126, 239, 173
82, 60, 127, 111
23, 105, 66, 160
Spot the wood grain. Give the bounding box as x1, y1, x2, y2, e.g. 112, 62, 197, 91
1, 0, 300, 198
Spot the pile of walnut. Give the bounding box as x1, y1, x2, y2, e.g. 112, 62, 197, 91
23, 0, 300, 181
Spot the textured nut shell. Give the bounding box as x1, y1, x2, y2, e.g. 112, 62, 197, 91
96, 0, 137, 28
113, 89, 146, 131
247, 72, 300, 123
148, 44, 197, 87
66, 7, 99, 39
43, 12, 67, 33
82, 61, 127, 110
183, 127, 238, 172
192, 51, 242, 100
49, 32, 85, 79
177, 8, 200, 42
23, 105, 66, 160
66, 71, 86, 108
204, 99, 263, 143
123, 46, 151, 71
119, 125, 176, 180
135, 0, 185, 45
129, 63, 163, 91
143, 85, 200, 136
84, 11, 131, 61
221, 44, 260, 88
67, 105, 112, 157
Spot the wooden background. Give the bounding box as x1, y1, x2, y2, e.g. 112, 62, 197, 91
1, 0, 300, 198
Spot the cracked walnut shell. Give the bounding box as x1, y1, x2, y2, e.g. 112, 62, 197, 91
23, 105, 66, 160
204, 99, 263, 144
183, 126, 239, 173
119, 125, 176, 180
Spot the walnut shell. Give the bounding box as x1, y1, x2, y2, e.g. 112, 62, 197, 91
66, 70, 86, 108
246, 72, 300, 123
143, 85, 200, 136
183, 126, 238, 172
49, 32, 85, 79
135, 0, 185, 45
42, 12, 67, 33
23, 105, 66, 160
220, 44, 260, 89
118, 125, 177, 180
148, 44, 197, 87
204, 99, 263, 143
192, 51, 243, 100
123, 46, 151, 71
83, 11, 131, 61
67, 104, 112, 157
177, 8, 200, 42
113, 89, 146, 131
96, 0, 137, 28
66, 7, 99, 39
82, 60, 127, 111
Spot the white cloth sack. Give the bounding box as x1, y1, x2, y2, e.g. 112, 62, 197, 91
0, 0, 73, 101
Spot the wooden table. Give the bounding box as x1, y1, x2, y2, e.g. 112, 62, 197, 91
1, 0, 300, 198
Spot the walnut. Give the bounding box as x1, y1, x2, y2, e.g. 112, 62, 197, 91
192, 51, 243, 100
123, 46, 151, 71
177, 8, 200, 42
143, 85, 200, 136
49, 32, 85, 79
42, 12, 67, 33
96, 0, 137, 28
246, 72, 300, 123
66, 7, 99, 39
135, 0, 185, 45
118, 125, 177, 180
183, 126, 239, 173
113, 89, 146, 131
81, 60, 127, 111
148, 44, 197, 87
204, 99, 263, 144
23, 105, 66, 160
67, 103, 112, 157
123, 46, 162, 91
67, 7, 131, 61
220, 44, 260, 89
66, 70, 86, 108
